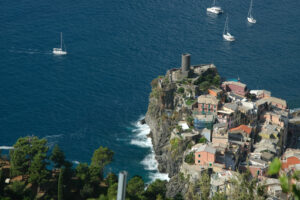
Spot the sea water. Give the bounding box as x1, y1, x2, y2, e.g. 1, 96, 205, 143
0, 0, 299, 182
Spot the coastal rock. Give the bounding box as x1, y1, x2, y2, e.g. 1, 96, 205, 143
145, 64, 219, 198
165, 174, 189, 198
140, 118, 146, 125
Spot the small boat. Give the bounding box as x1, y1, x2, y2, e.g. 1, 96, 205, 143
223, 16, 235, 41
53, 32, 67, 55
207, 0, 223, 14
247, 0, 256, 24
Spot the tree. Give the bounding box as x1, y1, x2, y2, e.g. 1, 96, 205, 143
184, 152, 195, 164
212, 75, 221, 86
0, 169, 4, 195
99, 194, 108, 200
145, 179, 167, 200
50, 144, 65, 168
105, 173, 117, 187
10, 136, 48, 177
4, 181, 29, 199
28, 152, 50, 192
91, 146, 114, 179
126, 176, 145, 200
76, 163, 90, 183
198, 171, 210, 200
107, 183, 118, 200
89, 165, 102, 185
156, 194, 163, 200
267, 158, 300, 199
173, 193, 184, 200
212, 192, 226, 200
58, 168, 64, 200
80, 183, 94, 199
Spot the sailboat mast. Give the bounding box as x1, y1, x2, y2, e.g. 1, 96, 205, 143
213, 0, 216, 6
223, 16, 227, 34
60, 32, 63, 49
248, 0, 253, 18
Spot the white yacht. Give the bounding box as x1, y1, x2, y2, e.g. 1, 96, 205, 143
207, 0, 223, 14
247, 0, 256, 23
53, 32, 67, 55
223, 16, 235, 41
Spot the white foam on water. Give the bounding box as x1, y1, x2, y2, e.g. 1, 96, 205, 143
130, 116, 170, 182
0, 146, 14, 150
130, 119, 152, 148
148, 172, 170, 182
72, 160, 80, 165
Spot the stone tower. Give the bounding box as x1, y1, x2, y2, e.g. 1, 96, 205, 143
181, 53, 191, 78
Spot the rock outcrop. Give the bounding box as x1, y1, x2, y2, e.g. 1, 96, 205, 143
145, 63, 219, 198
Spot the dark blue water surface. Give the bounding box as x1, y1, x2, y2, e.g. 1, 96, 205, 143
0, 0, 299, 181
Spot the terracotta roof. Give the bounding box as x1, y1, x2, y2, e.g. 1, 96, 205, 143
230, 125, 252, 135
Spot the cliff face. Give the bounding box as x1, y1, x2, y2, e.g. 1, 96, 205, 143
145, 64, 219, 197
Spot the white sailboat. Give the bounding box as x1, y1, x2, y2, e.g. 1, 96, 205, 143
223, 16, 235, 41
207, 0, 223, 14
53, 32, 67, 55
247, 0, 256, 24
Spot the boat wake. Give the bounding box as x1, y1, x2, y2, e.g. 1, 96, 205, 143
0, 146, 14, 150
130, 116, 170, 182
9, 48, 52, 55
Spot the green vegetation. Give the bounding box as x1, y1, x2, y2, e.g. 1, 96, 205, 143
150, 87, 163, 99
184, 152, 195, 164
198, 137, 207, 143
267, 158, 300, 199
186, 116, 194, 127
170, 138, 181, 151
0, 136, 175, 200
58, 168, 64, 200
50, 144, 66, 169
177, 87, 185, 94
185, 98, 196, 106
198, 171, 211, 200
175, 125, 183, 133
193, 69, 221, 92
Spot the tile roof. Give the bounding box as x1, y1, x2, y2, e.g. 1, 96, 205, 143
256, 97, 287, 108
196, 144, 216, 154
197, 94, 219, 105
222, 81, 247, 88
230, 125, 252, 135
223, 102, 238, 111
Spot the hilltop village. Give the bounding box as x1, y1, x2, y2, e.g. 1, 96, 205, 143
145, 54, 300, 199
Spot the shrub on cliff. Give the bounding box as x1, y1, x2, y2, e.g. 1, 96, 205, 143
170, 138, 180, 151
177, 87, 185, 94
198, 137, 207, 144
184, 152, 195, 165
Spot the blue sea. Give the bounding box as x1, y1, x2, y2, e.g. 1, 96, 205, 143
0, 0, 299, 182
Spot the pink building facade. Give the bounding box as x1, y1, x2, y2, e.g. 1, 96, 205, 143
197, 95, 219, 115
194, 144, 216, 167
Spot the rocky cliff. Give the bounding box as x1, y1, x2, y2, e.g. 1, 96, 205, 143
145, 64, 220, 197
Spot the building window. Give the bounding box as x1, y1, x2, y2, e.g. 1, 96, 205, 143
198, 160, 200, 163
198, 154, 201, 158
